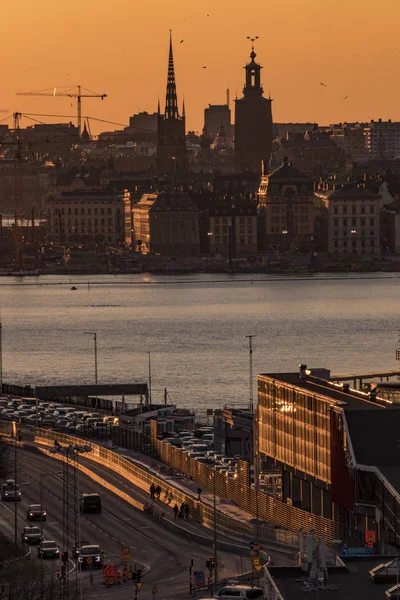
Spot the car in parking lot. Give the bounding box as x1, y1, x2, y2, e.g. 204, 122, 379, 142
27, 504, 46, 521
211, 585, 264, 600
189, 444, 209, 456
78, 544, 103, 569
1, 480, 21, 501
37, 540, 60, 559
21, 526, 42, 545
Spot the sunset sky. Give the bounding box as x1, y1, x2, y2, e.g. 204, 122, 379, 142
1, 0, 400, 134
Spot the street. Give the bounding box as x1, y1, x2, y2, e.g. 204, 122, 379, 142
1, 446, 265, 599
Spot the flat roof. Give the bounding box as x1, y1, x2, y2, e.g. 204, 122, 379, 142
333, 370, 400, 381
259, 372, 386, 411
275, 560, 392, 600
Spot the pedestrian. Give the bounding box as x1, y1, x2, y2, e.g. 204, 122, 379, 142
184, 503, 190, 521
150, 483, 156, 501
173, 503, 179, 519
156, 484, 161, 500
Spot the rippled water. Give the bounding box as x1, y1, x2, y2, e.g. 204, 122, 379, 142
1, 273, 399, 410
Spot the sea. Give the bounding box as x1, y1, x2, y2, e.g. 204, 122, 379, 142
1, 272, 399, 411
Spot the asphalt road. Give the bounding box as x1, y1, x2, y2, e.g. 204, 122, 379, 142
2, 447, 262, 600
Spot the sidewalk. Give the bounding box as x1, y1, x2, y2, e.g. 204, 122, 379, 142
106, 443, 298, 554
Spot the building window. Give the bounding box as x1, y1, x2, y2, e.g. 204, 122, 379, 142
361, 218, 366, 227
68, 208, 71, 215
343, 206, 347, 214
361, 206, 365, 215
343, 240, 348, 248
352, 218, 356, 226
74, 208, 78, 215
334, 206, 338, 215
352, 240, 356, 248
371, 240, 375, 247
334, 240, 338, 248
334, 218, 338, 227
370, 205, 375, 214
370, 218, 375, 226
352, 206, 356, 215
81, 208, 85, 215
343, 218, 347, 227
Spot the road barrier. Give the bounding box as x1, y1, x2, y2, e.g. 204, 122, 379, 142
0, 420, 360, 547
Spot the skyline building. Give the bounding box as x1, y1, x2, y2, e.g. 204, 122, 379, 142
234, 42, 273, 174
157, 32, 187, 174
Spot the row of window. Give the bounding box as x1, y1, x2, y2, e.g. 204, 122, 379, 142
55, 228, 116, 234
60, 218, 113, 226
213, 235, 255, 245
333, 239, 375, 248
333, 230, 376, 237
270, 216, 309, 223
54, 207, 120, 215
333, 205, 375, 215
270, 225, 311, 233
333, 218, 375, 227
270, 205, 311, 213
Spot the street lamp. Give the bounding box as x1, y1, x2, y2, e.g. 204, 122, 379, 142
147, 352, 152, 405
40, 473, 55, 599
83, 332, 98, 385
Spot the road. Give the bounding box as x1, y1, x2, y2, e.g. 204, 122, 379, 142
0, 446, 268, 600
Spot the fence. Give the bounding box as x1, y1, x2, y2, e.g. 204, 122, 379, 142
148, 420, 360, 546
264, 567, 285, 600
0, 419, 361, 547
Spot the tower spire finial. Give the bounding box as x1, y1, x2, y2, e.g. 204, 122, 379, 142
165, 30, 179, 120
246, 35, 259, 59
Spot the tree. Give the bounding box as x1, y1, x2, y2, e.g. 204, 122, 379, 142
0, 557, 78, 600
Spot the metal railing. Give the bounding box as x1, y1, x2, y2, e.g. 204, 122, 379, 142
264, 567, 285, 600
0, 420, 357, 547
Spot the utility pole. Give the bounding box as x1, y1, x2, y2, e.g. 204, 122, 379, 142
84, 332, 98, 405
14, 431, 17, 554
213, 472, 218, 587
147, 352, 152, 405
245, 335, 257, 412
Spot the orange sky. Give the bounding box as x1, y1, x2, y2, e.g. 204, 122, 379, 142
1, 0, 400, 135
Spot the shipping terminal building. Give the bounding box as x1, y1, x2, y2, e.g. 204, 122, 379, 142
258, 365, 400, 547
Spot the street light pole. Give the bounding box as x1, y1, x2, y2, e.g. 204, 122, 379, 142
83, 332, 98, 384
213, 471, 218, 588
245, 335, 257, 413
14, 431, 17, 554
147, 352, 152, 405
40, 473, 53, 599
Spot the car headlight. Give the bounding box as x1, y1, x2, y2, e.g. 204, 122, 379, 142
55, 550, 59, 554
29, 512, 33, 516
43, 511, 46, 516
78, 557, 83, 562
95, 556, 101, 562
4, 492, 8, 496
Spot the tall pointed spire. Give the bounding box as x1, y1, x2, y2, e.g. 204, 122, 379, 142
165, 30, 179, 120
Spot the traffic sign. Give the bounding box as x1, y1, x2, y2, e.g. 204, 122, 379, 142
152, 584, 158, 594
136, 582, 143, 591
254, 563, 263, 572
340, 547, 374, 557
253, 544, 260, 552
122, 546, 129, 555
249, 541, 255, 550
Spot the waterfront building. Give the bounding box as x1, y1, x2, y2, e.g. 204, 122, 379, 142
132, 189, 200, 256
157, 33, 187, 174
47, 189, 127, 244
257, 157, 317, 253
208, 197, 258, 257
258, 364, 400, 545
234, 43, 273, 174
317, 182, 381, 257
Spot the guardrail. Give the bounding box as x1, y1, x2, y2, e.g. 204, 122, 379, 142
264, 567, 285, 600
0, 420, 355, 548
0, 422, 261, 546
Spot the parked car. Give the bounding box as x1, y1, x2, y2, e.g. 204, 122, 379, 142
37, 540, 60, 559
213, 585, 264, 600
27, 504, 47, 521
21, 526, 42, 545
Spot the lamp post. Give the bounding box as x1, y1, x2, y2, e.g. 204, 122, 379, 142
213, 471, 218, 588
83, 332, 98, 384
13, 428, 17, 554
244, 335, 257, 413
147, 352, 152, 405
40, 473, 54, 600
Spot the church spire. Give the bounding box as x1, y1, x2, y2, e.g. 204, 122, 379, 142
244, 35, 263, 95
165, 30, 179, 120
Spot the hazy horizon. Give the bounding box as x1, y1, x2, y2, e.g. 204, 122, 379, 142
2, 0, 399, 134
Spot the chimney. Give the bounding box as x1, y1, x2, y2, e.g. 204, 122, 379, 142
369, 388, 378, 401
299, 364, 307, 379
342, 383, 350, 393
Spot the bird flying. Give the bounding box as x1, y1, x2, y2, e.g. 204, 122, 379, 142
343, 95, 348, 100
202, 66, 207, 69
320, 82, 327, 87
180, 39, 184, 43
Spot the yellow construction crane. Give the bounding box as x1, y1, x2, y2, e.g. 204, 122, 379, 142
16, 85, 107, 137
